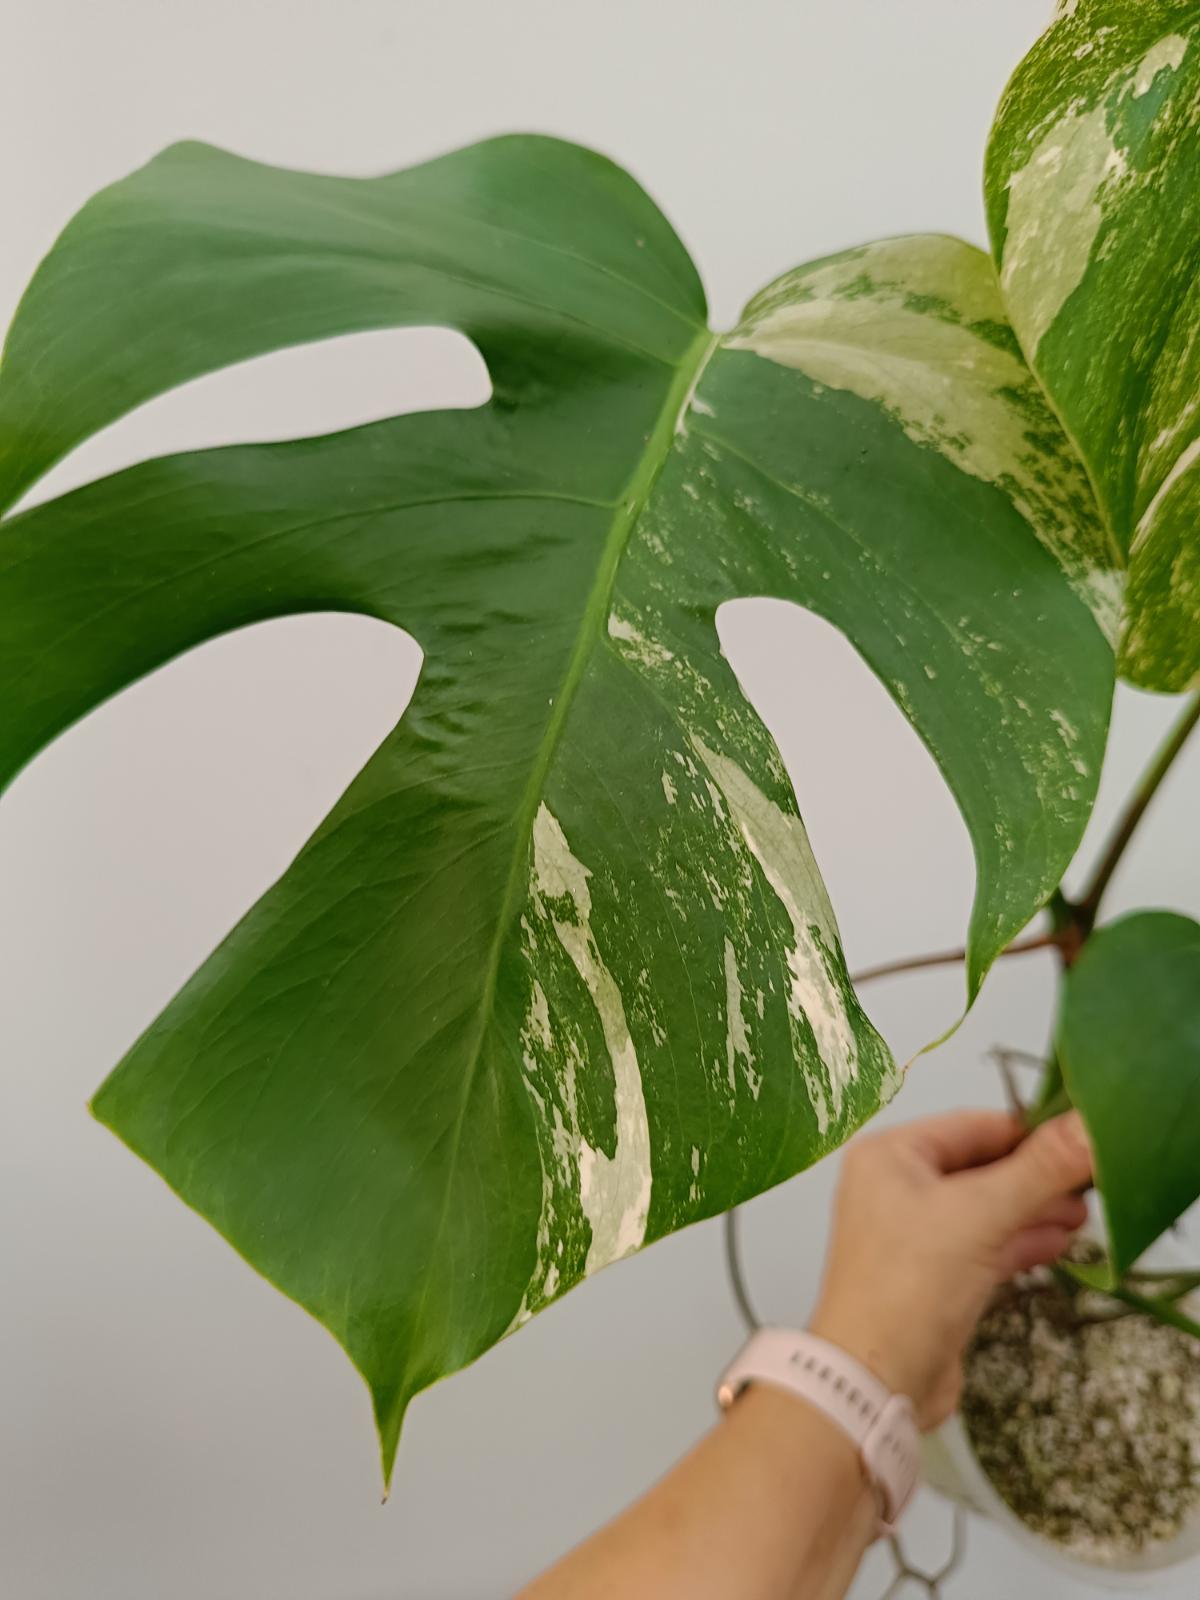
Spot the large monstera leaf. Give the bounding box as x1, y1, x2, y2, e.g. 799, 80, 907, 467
987, 0, 1200, 690
0, 137, 1115, 1476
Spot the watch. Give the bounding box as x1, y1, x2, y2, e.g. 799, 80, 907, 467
716, 1327, 920, 1536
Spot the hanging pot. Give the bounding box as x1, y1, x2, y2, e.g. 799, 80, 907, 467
925, 1231, 1200, 1586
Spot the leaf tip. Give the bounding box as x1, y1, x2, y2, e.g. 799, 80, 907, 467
373, 1384, 408, 1498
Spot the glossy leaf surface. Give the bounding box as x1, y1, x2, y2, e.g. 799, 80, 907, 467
0, 138, 1113, 1474
1059, 911, 1200, 1274
986, 0, 1200, 691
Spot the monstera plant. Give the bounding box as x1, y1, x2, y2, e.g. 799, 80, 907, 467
1, 0, 1197, 1486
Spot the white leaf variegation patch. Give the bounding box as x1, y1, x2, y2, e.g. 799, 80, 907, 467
0, 136, 1114, 1477
987, 0, 1200, 689
692, 735, 861, 1134
726, 236, 1122, 640
528, 802, 652, 1278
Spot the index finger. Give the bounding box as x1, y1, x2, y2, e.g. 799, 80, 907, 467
899, 1109, 1026, 1174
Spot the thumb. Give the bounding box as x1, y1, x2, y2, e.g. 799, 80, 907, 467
966, 1109, 1092, 1234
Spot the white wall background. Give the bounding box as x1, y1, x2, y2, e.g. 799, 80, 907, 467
3, 2, 1198, 1596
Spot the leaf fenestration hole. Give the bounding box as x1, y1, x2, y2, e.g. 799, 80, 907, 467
715, 596, 972, 992
1, 610, 420, 1030
13, 327, 491, 514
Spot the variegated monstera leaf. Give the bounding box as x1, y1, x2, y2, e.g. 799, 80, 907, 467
0, 37, 1148, 1472
988, 0, 1200, 690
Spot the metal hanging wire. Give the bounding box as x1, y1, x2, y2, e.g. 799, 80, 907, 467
724, 1204, 761, 1333
722, 1207, 969, 1597
879, 1510, 967, 1597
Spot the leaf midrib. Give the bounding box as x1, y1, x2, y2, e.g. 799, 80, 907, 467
407, 324, 718, 1364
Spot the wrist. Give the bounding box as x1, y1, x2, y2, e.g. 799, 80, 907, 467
726, 1380, 876, 1516
717, 1327, 922, 1535
730, 1377, 863, 1467
808, 1303, 921, 1410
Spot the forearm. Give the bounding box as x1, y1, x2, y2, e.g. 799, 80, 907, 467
518, 1384, 876, 1600
519, 1110, 1093, 1600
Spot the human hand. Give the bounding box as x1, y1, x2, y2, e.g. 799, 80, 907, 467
809, 1108, 1092, 1431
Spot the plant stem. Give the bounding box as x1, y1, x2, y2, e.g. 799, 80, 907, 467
1127, 1269, 1200, 1301
850, 931, 1058, 987
1078, 690, 1200, 918
1024, 1082, 1071, 1128
1047, 886, 1074, 928
1104, 1282, 1200, 1341
1054, 1265, 1200, 1340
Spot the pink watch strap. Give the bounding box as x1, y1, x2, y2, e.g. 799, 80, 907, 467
716, 1328, 920, 1535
